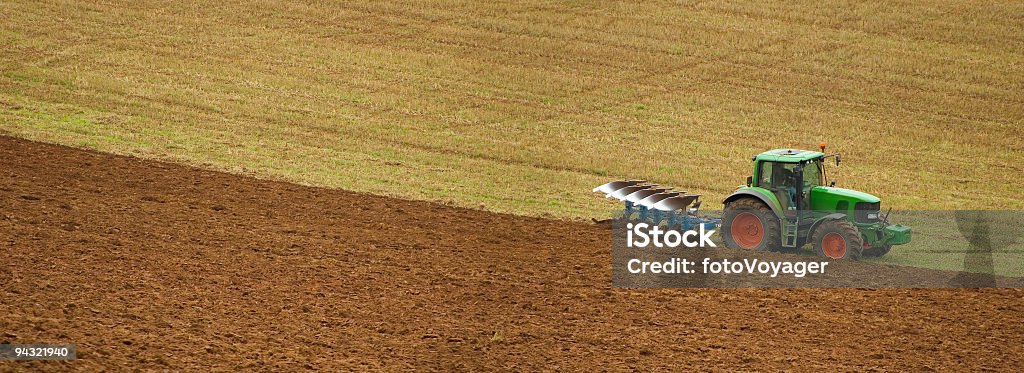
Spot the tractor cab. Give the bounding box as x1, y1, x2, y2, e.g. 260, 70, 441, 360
751, 149, 825, 212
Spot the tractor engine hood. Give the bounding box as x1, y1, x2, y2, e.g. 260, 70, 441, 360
815, 187, 880, 203
810, 186, 881, 212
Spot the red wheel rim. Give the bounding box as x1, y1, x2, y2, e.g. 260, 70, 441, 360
731, 212, 763, 250
821, 232, 847, 259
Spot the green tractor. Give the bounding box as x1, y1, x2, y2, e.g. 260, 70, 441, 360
721, 146, 911, 259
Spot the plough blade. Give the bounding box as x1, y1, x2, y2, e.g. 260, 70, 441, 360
592, 180, 646, 194
592, 180, 720, 231
637, 192, 681, 209
607, 183, 657, 200
651, 194, 699, 212
623, 187, 671, 203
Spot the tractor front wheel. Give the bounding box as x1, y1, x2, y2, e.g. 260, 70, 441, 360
722, 198, 780, 252
812, 220, 863, 260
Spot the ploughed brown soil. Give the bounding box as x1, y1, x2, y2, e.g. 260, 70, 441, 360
1, 135, 1022, 371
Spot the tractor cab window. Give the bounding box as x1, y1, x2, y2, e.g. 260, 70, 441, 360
757, 162, 774, 187
758, 161, 801, 209
758, 161, 800, 189
802, 160, 822, 189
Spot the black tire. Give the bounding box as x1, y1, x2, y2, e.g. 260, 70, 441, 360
812, 219, 863, 260
863, 245, 892, 258
722, 198, 780, 252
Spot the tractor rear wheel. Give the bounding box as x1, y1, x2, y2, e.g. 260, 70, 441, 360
723, 198, 780, 252
812, 220, 863, 260
863, 245, 892, 258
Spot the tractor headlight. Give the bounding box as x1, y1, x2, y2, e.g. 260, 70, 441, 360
867, 213, 878, 220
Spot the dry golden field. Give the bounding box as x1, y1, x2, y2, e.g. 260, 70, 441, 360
2, 0, 1022, 217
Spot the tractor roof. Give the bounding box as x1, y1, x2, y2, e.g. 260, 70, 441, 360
754, 149, 824, 163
